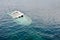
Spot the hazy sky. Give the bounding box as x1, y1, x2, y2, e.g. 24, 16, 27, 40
0, 0, 59, 9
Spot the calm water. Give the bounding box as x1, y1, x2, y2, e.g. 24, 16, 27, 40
0, 0, 60, 40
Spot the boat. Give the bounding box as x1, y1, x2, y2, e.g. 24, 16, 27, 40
9, 11, 32, 26
10, 11, 24, 19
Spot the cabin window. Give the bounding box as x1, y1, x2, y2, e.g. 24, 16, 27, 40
18, 16, 21, 18
18, 15, 23, 18
21, 15, 23, 17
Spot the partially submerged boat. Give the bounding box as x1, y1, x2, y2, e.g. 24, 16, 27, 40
10, 11, 24, 19
10, 11, 32, 26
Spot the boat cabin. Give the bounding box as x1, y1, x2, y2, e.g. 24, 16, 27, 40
10, 11, 24, 19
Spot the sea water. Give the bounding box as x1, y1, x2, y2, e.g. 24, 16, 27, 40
0, 0, 60, 40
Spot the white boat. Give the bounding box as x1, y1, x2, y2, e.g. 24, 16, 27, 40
9, 11, 32, 26
10, 11, 24, 19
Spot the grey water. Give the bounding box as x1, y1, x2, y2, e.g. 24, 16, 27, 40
0, 0, 60, 40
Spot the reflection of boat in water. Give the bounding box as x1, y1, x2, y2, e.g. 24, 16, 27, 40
10, 11, 32, 26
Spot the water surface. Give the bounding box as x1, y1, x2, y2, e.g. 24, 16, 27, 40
0, 0, 60, 40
